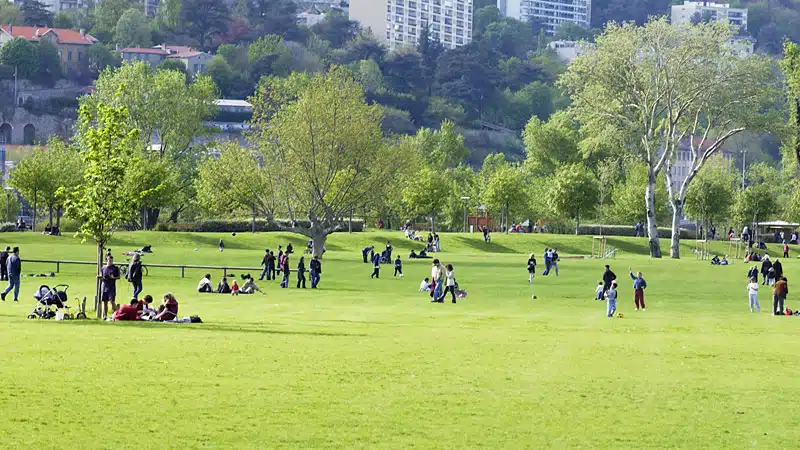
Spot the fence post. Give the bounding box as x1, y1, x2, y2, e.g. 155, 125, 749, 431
56, 261, 60, 273
181, 266, 185, 278
223, 268, 228, 277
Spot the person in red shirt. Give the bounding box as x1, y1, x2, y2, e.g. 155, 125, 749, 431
153, 293, 179, 321
113, 299, 140, 321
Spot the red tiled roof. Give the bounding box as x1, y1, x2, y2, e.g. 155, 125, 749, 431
0, 26, 97, 45
120, 48, 169, 55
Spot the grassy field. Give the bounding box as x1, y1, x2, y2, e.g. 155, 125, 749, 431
0, 230, 798, 448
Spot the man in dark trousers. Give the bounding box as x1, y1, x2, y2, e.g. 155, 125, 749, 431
310, 256, 322, 288
370, 252, 381, 279
267, 251, 276, 281
296, 256, 307, 289
259, 249, 270, 281
1, 247, 20, 301
0, 246, 9, 281
362, 246, 374, 264
761, 256, 773, 285
602, 264, 616, 295
773, 259, 784, 281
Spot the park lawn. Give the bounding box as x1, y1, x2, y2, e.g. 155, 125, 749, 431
0, 231, 799, 448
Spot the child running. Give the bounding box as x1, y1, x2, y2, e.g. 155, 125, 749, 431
747, 276, 760, 312
527, 253, 537, 284
605, 281, 618, 317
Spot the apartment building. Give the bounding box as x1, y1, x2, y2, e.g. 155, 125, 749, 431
497, 0, 591, 35
671, 1, 748, 31
349, 0, 474, 50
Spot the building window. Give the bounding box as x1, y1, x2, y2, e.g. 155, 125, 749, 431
78, 51, 82, 61
68, 50, 72, 61
193, 64, 199, 72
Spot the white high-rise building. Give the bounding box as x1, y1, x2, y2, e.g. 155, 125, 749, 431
349, 0, 474, 50
497, 0, 591, 35
671, 1, 748, 31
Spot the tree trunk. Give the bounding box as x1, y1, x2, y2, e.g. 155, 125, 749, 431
48, 206, 53, 227
575, 208, 580, 235
144, 208, 160, 230
311, 227, 327, 259
431, 208, 436, 233
32, 192, 37, 232
669, 198, 683, 259
56, 207, 61, 229
251, 204, 256, 233
645, 168, 662, 258
95, 241, 103, 319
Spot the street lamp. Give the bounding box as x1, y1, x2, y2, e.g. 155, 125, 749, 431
460, 196, 470, 233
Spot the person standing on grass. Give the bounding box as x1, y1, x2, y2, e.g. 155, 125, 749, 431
551, 248, 560, 276
436, 264, 457, 304
310, 256, 321, 288
430, 259, 444, 300
483, 226, 490, 243
602, 264, 616, 295
543, 248, 552, 275
773, 259, 784, 281
747, 277, 760, 312
259, 249, 270, 281
218, 239, 225, 252
774, 276, 789, 315
362, 246, 373, 264
0, 246, 9, 281
747, 265, 759, 284
370, 252, 381, 279
629, 268, 647, 311
784, 241, 790, 258
761, 255, 772, 285
98, 254, 120, 320
527, 253, 537, 284
394, 255, 403, 278
605, 281, 618, 317
280, 254, 291, 288
296, 256, 307, 288
127, 253, 143, 301
1, 247, 21, 302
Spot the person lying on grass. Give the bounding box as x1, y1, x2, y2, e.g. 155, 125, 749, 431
153, 293, 179, 321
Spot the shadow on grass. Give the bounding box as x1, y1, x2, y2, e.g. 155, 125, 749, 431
111, 233, 345, 253
451, 236, 518, 254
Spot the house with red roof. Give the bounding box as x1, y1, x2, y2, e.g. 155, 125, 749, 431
150, 45, 212, 77
119, 47, 169, 68
0, 25, 97, 76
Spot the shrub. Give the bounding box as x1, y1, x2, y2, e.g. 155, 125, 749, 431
0, 222, 17, 232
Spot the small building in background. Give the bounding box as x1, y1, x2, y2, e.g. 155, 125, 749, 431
547, 40, 593, 63
119, 48, 169, 68
0, 25, 97, 76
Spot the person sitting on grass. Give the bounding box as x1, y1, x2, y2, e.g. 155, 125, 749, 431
198, 274, 213, 293
217, 277, 231, 294
241, 276, 263, 294
231, 279, 240, 296
720, 256, 729, 265
153, 293, 179, 321
139, 295, 156, 319
420, 277, 431, 292
113, 299, 141, 321
711, 255, 721, 265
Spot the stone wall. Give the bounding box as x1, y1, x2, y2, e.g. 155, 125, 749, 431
0, 107, 73, 145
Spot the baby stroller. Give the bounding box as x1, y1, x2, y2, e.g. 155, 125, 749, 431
28, 284, 72, 320
380, 250, 392, 264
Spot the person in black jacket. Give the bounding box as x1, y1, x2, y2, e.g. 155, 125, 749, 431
362, 246, 374, 263
296, 256, 307, 288
602, 265, 616, 295
394, 256, 403, 278
773, 259, 784, 280
0, 246, 9, 281
127, 253, 143, 300
310, 256, 322, 288
259, 249, 270, 281
747, 265, 759, 283
761, 256, 773, 285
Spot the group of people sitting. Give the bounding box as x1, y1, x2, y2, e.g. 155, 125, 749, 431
710, 255, 729, 265
112, 293, 180, 321
197, 273, 263, 295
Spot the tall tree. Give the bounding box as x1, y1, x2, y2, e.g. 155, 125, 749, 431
781, 41, 800, 171
20, 0, 52, 26
94, 0, 137, 40
62, 102, 144, 317
683, 156, 736, 230
9, 146, 51, 231
249, 67, 394, 256
482, 164, 527, 232
81, 62, 218, 227
181, 0, 230, 50
561, 18, 780, 258
0, 37, 38, 78
0, 2, 23, 26
245, 0, 300, 41
114, 8, 153, 48
311, 10, 358, 48
523, 111, 581, 176
548, 163, 599, 234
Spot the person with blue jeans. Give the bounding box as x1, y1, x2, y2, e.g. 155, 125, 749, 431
605, 281, 618, 317
127, 253, 143, 300
1, 246, 20, 301
543, 248, 552, 275
310, 256, 321, 288
259, 249, 270, 281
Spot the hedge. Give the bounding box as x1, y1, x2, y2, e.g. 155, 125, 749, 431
155, 219, 364, 233
574, 224, 696, 239
0, 223, 17, 232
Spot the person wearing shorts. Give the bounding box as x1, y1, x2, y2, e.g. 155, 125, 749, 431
99, 255, 120, 320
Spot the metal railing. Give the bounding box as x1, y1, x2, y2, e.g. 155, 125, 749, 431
26, 259, 273, 278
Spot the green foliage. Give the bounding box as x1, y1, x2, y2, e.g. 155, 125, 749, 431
554, 22, 599, 42
114, 8, 153, 48
156, 58, 188, 78
52, 11, 74, 29
0, 37, 38, 78
548, 163, 599, 229
401, 166, 452, 231
523, 111, 580, 177
205, 55, 235, 97
20, 0, 52, 26
63, 101, 142, 246
93, 0, 137, 39
311, 10, 358, 48
683, 156, 736, 225
606, 164, 670, 225
83, 44, 121, 78
179, 0, 230, 50
36, 40, 61, 84
781, 41, 800, 171
0, 2, 22, 26
483, 164, 528, 223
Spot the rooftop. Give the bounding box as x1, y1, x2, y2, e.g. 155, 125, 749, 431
120, 48, 169, 55
0, 25, 97, 45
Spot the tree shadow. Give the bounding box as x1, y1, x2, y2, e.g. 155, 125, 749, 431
450, 236, 518, 254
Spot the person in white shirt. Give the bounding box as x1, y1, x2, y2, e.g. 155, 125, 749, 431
197, 274, 213, 293
747, 276, 760, 312
419, 277, 431, 292
436, 264, 457, 304
605, 281, 618, 317
594, 282, 604, 300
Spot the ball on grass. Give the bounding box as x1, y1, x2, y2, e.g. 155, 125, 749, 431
400, 274, 404, 278
194, 248, 198, 252
232, 232, 237, 236
531, 295, 537, 299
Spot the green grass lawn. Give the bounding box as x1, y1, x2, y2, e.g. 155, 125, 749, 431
0, 231, 798, 448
